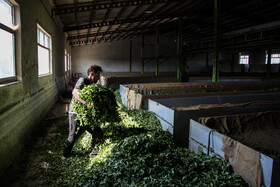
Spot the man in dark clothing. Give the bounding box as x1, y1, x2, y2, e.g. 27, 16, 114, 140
61, 65, 103, 162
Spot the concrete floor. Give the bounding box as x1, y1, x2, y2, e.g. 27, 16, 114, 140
0, 102, 69, 186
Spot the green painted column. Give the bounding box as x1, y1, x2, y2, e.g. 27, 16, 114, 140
129, 39, 132, 72
141, 35, 145, 74
212, 0, 220, 82
177, 17, 183, 82
155, 28, 160, 76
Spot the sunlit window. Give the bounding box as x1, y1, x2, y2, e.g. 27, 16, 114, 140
266, 50, 280, 64
70, 56, 71, 70
64, 49, 68, 72
64, 50, 71, 71
37, 24, 52, 76
239, 52, 249, 64
0, 0, 16, 82
67, 52, 70, 71
0, 0, 13, 27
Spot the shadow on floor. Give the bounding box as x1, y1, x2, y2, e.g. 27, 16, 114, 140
0, 102, 69, 186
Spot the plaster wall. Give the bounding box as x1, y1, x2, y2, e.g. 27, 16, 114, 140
0, 0, 66, 175
71, 35, 177, 76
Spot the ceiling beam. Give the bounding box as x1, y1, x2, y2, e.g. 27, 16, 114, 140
102, 5, 127, 37
53, 0, 182, 15
86, 0, 97, 44
74, 0, 80, 46
63, 15, 175, 32
96, 3, 113, 44
70, 33, 138, 46
107, 5, 140, 42
114, 3, 158, 41
121, 18, 176, 41
68, 26, 155, 40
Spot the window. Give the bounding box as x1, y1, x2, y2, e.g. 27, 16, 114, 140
239, 52, 249, 64
67, 52, 71, 71
37, 24, 52, 76
271, 54, 280, 64
0, 0, 16, 82
64, 49, 68, 71
64, 50, 71, 72
266, 50, 280, 64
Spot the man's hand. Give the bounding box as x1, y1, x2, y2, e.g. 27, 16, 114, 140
81, 100, 92, 108
85, 103, 92, 108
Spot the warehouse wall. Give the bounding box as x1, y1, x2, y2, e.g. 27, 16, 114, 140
185, 53, 213, 73
186, 50, 279, 74
71, 35, 177, 76
0, 0, 66, 175
72, 32, 279, 76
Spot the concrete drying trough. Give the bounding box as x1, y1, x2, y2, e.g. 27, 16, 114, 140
189, 117, 280, 187
121, 81, 280, 110
100, 72, 177, 86
148, 92, 280, 147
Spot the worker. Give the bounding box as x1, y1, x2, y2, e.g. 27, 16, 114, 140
61, 65, 103, 162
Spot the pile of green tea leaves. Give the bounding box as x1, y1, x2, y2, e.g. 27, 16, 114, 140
71, 84, 120, 129
37, 88, 248, 187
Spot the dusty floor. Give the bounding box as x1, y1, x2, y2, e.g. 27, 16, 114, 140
0, 101, 69, 187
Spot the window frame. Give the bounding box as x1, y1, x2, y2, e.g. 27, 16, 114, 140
239, 52, 249, 65
37, 24, 52, 76
0, 0, 17, 83
266, 50, 280, 65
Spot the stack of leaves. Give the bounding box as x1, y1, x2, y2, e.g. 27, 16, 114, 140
37, 88, 248, 187
71, 84, 120, 129
71, 132, 247, 186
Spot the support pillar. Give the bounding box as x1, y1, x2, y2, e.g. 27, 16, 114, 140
141, 35, 145, 74
155, 28, 160, 76
212, 0, 220, 82
230, 51, 235, 73
177, 17, 183, 82
206, 52, 209, 73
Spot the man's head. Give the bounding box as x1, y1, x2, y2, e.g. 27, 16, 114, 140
87, 65, 103, 83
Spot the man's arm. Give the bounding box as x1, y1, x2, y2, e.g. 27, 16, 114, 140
72, 78, 91, 108
72, 89, 91, 108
